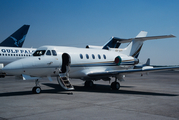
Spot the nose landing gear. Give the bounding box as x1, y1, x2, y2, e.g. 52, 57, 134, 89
32, 79, 41, 94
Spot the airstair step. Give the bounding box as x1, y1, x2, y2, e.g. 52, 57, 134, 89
57, 76, 74, 90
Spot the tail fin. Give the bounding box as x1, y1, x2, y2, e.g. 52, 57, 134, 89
121, 31, 147, 58
145, 58, 150, 66
102, 37, 121, 50
121, 31, 175, 58
0, 25, 30, 47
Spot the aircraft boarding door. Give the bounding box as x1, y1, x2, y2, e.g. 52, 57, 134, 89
58, 53, 74, 90
61, 53, 71, 75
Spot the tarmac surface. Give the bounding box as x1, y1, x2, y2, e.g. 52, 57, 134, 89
0, 71, 179, 120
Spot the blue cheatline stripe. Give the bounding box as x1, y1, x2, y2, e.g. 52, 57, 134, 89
71, 61, 135, 67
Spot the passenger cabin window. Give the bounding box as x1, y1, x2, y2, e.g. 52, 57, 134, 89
103, 54, 106, 59
86, 54, 89, 59
52, 50, 57, 56
80, 54, 83, 59
46, 50, 51, 56
98, 54, 101, 59
92, 54, 95, 59
33, 50, 46, 56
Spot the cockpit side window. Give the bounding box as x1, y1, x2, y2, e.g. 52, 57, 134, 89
46, 50, 51, 56
33, 50, 46, 56
52, 50, 57, 56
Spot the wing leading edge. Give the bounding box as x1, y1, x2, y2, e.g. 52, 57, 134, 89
87, 66, 179, 77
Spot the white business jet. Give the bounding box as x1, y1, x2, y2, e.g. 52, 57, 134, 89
2, 31, 178, 94
0, 35, 121, 78
0, 47, 36, 77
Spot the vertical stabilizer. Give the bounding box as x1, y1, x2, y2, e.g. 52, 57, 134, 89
145, 58, 150, 66
136, 31, 148, 38
121, 31, 147, 58
0, 25, 30, 47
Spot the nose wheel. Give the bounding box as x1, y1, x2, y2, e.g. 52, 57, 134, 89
32, 79, 41, 94
32, 86, 41, 94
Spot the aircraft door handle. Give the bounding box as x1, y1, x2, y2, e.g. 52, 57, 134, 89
47, 62, 53, 65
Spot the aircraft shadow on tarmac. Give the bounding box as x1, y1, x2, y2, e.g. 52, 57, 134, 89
0, 83, 178, 97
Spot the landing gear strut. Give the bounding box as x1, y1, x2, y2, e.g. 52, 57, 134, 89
84, 81, 94, 88
111, 78, 120, 90
32, 79, 41, 94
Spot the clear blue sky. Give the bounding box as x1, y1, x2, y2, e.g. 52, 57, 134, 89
0, 0, 179, 65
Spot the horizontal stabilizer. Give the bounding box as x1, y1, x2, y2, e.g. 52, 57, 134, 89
111, 34, 175, 43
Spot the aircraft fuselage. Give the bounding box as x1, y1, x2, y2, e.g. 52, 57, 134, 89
3, 46, 138, 80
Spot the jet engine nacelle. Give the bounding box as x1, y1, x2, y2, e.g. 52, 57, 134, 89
86, 45, 103, 49
114, 56, 122, 66
114, 56, 139, 66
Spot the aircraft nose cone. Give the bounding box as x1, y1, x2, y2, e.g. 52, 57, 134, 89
2, 60, 23, 75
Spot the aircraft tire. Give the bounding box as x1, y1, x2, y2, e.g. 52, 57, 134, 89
84, 81, 94, 87
111, 82, 120, 90
0, 75, 5, 78
32, 87, 41, 94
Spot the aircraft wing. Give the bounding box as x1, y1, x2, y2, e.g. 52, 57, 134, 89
112, 35, 175, 43
87, 66, 179, 77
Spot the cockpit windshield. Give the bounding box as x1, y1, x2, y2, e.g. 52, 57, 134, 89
52, 50, 57, 56
33, 50, 46, 56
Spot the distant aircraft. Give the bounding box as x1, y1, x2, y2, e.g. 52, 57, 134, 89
2, 31, 178, 94
0, 24, 32, 77
86, 36, 121, 50
134, 58, 150, 69
0, 25, 30, 47
0, 47, 36, 77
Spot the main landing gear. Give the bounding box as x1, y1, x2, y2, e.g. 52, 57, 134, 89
84, 80, 94, 88
32, 79, 41, 94
84, 80, 120, 90
111, 78, 120, 90
111, 82, 120, 90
